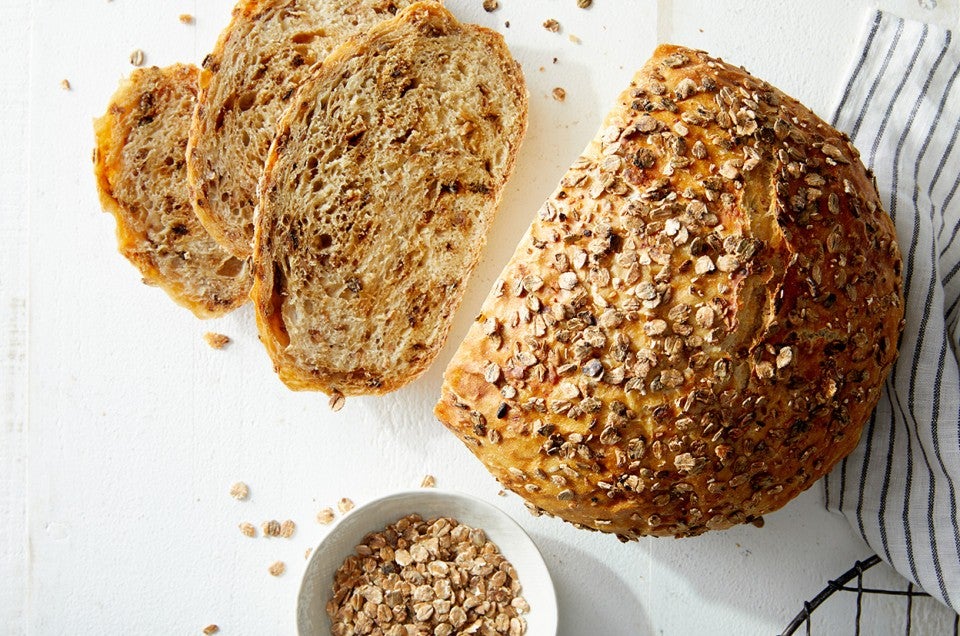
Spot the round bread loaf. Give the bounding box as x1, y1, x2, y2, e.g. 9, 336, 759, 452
435, 44, 904, 539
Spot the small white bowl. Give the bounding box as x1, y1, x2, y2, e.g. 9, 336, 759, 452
297, 489, 557, 635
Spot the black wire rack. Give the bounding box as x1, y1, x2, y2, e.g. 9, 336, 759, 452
780, 555, 960, 635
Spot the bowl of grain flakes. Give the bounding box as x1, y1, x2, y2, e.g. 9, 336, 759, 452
297, 489, 557, 635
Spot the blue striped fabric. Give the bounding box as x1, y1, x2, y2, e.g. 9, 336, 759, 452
824, 10, 960, 610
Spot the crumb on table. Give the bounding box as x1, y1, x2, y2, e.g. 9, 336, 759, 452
204, 332, 231, 349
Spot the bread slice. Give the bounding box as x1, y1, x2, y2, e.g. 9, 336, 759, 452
187, 0, 421, 258
435, 44, 903, 538
94, 64, 251, 319
251, 1, 528, 395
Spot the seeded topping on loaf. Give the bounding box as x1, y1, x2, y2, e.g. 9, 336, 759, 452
251, 2, 528, 395
94, 64, 251, 318
187, 0, 420, 258
435, 45, 904, 539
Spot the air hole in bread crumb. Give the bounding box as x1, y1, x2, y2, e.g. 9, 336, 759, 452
217, 257, 244, 277
237, 91, 257, 111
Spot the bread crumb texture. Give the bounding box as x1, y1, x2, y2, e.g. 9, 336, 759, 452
93, 65, 251, 319
188, 0, 422, 258
251, 2, 528, 395
435, 45, 904, 539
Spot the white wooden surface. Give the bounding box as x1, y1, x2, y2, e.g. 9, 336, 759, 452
4, 1, 960, 634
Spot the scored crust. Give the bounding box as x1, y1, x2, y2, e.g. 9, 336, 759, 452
187, 0, 421, 258
250, 1, 528, 395
93, 64, 251, 319
435, 45, 904, 539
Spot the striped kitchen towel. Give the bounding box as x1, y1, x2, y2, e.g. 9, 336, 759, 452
824, 10, 960, 611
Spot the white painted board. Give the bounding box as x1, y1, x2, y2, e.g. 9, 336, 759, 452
6, 0, 960, 634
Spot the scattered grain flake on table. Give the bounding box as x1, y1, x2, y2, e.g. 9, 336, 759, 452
262, 520, 281, 537
328, 514, 528, 636
328, 390, 345, 412
229, 481, 248, 500
420, 474, 436, 488
239, 522, 256, 538
482, 0, 498, 11
337, 497, 354, 514
552, 87, 566, 102
179, 13, 194, 24
129, 48, 144, 66
543, 18, 560, 32
577, 0, 592, 7
60, 79, 70, 90
317, 507, 335, 524
204, 332, 230, 349
202, 625, 219, 635
280, 519, 296, 538
268, 561, 285, 577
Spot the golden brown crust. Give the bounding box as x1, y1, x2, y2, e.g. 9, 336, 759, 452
250, 1, 528, 395
187, 0, 420, 258
435, 44, 904, 538
93, 64, 251, 319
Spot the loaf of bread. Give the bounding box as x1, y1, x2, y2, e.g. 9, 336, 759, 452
187, 0, 420, 258
93, 64, 251, 319
435, 44, 904, 539
251, 1, 527, 395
